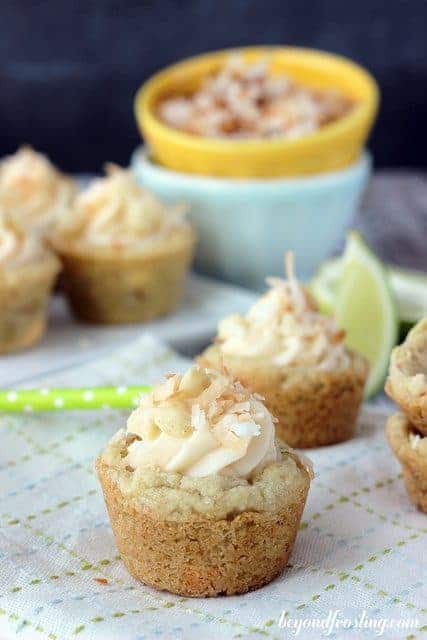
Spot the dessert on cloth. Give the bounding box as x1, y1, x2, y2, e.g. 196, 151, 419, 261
0, 211, 60, 353
199, 254, 368, 448
96, 365, 312, 597
386, 413, 427, 514
386, 316, 427, 512
158, 55, 354, 140
386, 317, 427, 435
0, 146, 75, 237
1, 334, 426, 637
50, 164, 195, 324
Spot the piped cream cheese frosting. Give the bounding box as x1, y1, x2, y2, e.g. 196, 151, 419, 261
0, 211, 47, 268
123, 366, 280, 479
216, 253, 350, 370
55, 164, 187, 250
0, 146, 75, 233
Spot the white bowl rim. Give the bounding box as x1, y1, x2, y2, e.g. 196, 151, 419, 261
131, 146, 371, 192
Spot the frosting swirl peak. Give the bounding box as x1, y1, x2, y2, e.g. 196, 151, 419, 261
0, 211, 46, 267
124, 366, 279, 479
217, 253, 350, 370
56, 165, 186, 249
0, 146, 74, 233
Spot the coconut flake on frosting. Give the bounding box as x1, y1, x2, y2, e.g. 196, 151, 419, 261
0, 146, 74, 233
55, 164, 187, 249
216, 252, 350, 370
123, 366, 280, 479
0, 211, 47, 268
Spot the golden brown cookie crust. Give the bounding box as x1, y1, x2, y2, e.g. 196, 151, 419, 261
198, 345, 368, 448
96, 456, 310, 597
101, 433, 310, 520
0, 254, 60, 353
53, 232, 194, 324
386, 412, 427, 513
385, 318, 427, 436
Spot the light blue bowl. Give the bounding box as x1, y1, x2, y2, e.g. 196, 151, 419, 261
131, 147, 371, 290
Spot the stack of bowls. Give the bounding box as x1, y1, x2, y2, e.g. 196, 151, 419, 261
132, 46, 379, 289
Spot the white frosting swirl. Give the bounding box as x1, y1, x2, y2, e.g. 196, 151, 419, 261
56, 165, 186, 248
124, 366, 279, 479
0, 147, 74, 233
217, 253, 350, 370
0, 211, 45, 267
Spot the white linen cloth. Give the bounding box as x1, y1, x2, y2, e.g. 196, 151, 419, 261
1, 275, 257, 387
0, 335, 426, 640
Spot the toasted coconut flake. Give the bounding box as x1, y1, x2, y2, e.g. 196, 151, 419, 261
196, 376, 231, 411
231, 422, 261, 438
191, 404, 208, 431
153, 374, 181, 403
157, 55, 353, 140
232, 401, 251, 414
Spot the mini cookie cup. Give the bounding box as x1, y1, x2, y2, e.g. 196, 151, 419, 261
385, 318, 427, 436
96, 447, 311, 597
386, 413, 427, 513
0, 254, 60, 354
198, 346, 368, 448
51, 231, 194, 324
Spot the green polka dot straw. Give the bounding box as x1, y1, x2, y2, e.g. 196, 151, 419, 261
0, 385, 151, 412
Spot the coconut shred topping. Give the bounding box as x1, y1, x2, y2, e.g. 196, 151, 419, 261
158, 55, 354, 140
123, 366, 280, 479
0, 212, 45, 268
217, 253, 350, 370
55, 165, 186, 249
0, 147, 74, 232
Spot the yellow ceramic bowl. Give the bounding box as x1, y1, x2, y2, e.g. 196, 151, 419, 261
135, 46, 379, 178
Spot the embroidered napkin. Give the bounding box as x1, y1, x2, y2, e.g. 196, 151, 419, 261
0, 335, 426, 640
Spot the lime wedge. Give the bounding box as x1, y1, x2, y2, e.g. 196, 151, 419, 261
334, 232, 398, 397
311, 258, 427, 327
309, 258, 343, 315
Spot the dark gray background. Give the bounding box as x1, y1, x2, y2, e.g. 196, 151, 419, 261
1, 0, 426, 172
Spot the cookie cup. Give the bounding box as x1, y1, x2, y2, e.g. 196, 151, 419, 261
96, 442, 310, 597
0, 254, 60, 354
386, 413, 427, 513
51, 229, 194, 324
198, 345, 368, 448
386, 318, 427, 436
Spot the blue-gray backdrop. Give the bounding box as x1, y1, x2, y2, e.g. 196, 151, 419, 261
1, 0, 426, 172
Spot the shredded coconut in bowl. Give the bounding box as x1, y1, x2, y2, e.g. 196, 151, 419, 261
217, 252, 350, 371
157, 55, 354, 140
